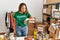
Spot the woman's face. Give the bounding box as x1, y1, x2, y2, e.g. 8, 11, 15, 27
21, 5, 26, 13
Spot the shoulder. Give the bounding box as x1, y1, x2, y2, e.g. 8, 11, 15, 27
26, 13, 31, 18
14, 11, 19, 15
15, 11, 19, 13
27, 12, 30, 14
13, 11, 18, 16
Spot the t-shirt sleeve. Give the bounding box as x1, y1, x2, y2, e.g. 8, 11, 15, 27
27, 13, 31, 18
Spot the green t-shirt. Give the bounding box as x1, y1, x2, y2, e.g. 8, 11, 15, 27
13, 11, 31, 27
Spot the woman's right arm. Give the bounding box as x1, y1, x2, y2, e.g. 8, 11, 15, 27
13, 13, 16, 35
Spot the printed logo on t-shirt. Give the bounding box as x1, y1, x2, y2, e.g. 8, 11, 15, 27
17, 15, 27, 19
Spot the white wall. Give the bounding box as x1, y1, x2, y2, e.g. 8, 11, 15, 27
43, 0, 46, 4
0, 0, 43, 32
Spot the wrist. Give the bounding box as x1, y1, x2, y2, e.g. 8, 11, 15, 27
25, 18, 29, 21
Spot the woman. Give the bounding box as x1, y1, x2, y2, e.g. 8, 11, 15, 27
13, 3, 32, 36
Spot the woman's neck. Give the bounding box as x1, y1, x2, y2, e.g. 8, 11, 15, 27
19, 11, 23, 14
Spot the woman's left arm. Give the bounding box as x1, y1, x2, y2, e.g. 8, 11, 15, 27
24, 13, 35, 24
28, 13, 35, 19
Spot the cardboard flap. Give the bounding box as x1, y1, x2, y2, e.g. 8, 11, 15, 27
49, 26, 55, 33
55, 29, 60, 39
29, 20, 35, 23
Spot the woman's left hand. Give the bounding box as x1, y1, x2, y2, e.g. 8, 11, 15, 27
24, 20, 27, 24
24, 17, 35, 24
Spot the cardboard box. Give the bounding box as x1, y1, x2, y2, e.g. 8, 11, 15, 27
28, 29, 34, 36
49, 26, 60, 40
52, 0, 60, 3
37, 25, 47, 33
55, 28, 60, 40
49, 32, 55, 38
58, 0, 60, 2
56, 0, 59, 3
46, 0, 51, 4
50, 0, 54, 3
53, 11, 60, 19
43, 15, 47, 21
52, 5, 56, 9
46, 8, 51, 15
35, 22, 42, 27
49, 26, 56, 38
49, 26, 56, 33
47, 38, 55, 40
28, 19, 35, 36
47, 0, 58, 4
46, 0, 60, 4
